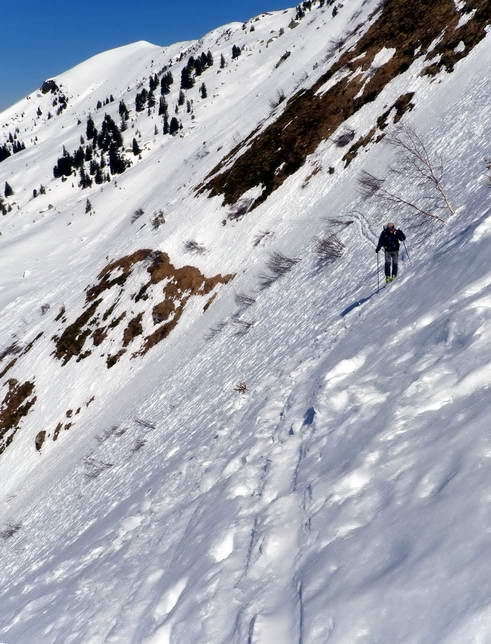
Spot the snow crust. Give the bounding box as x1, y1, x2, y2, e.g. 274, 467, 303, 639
0, 1, 491, 642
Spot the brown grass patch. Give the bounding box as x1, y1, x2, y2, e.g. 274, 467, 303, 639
53, 250, 234, 367
198, 0, 489, 211
0, 379, 36, 455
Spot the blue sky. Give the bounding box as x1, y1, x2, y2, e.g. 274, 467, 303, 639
0, 0, 292, 111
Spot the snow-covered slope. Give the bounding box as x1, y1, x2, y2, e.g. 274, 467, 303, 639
0, 0, 490, 641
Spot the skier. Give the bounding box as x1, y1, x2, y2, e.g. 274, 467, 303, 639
375, 223, 406, 283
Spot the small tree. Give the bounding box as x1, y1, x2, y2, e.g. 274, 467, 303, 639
4, 181, 14, 197
358, 125, 455, 224
85, 199, 92, 213
220, 53, 226, 69
169, 117, 179, 136
200, 83, 207, 99
132, 138, 141, 155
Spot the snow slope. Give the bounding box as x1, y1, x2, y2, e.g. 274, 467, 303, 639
0, 1, 491, 642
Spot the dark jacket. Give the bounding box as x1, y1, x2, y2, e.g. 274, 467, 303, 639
376, 228, 406, 252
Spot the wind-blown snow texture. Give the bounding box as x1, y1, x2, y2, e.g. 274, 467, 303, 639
0, 1, 490, 642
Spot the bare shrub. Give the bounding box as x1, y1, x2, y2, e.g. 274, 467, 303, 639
234, 292, 256, 308
269, 89, 286, 109
134, 418, 156, 430
258, 251, 300, 290
233, 383, 248, 393
205, 321, 228, 341
84, 456, 113, 479
358, 125, 455, 224
131, 208, 145, 223
275, 51, 291, 69
184, 240, 206, 255
321, 217, 354, 229
253, 231, 273, 247
95, 425, 126, 444
232, 319, 254, 336
267, 251, 300, 276
131, 438, 146, 452
40, 303, 50, 315
314, 235, 345, 264
332, 127, 355, 147
0, 522, 21, 540
0, 342, 21, 361
152, 210, 166, 230
229, 198, 254, 222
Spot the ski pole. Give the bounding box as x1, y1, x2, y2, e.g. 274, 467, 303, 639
377, 251, 380, 293
403, 240, 410, 260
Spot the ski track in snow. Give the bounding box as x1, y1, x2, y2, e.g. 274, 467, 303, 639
0, 1, 490, 642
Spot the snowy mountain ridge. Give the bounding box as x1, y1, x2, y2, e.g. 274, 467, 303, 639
0, 0, 490, 641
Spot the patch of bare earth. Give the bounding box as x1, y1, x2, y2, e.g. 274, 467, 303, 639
199, 0, 489, 211
53, 250, 234, 367
0, 379, 36, 455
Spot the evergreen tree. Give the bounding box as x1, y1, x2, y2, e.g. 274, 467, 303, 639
232, 45, 242, 59
0, 144, 10, 163
147, 90, 156, 109
33, 188, 38, 199
169, 117, 179, 136
108, 142, 127, 174
158, 97, 168, 116
4, 182, 14, 197
163, 114, 169, 135
79, 167, 92, 189
96, 100, 102, 109
194, 58, 203, 77
85, 199, 92, 213
135, 89, 148, 112
86, 115, 96, 140
149, 74, 159, 92
94, 166, 104, 184
85, 145, 93, 161
54, 149, 74, 178
73, 146, 85, 169
180, 66, 194, 90
200, 83, 207, 99
154, 124, 158, 136
39, 184, 46, 194
119, 100, 129, 120
132, 137, 141, 155
206, 50, 214, 67
36, 107, 42, 117
220, 53, 226, 69
160, 71, 173, 95
178, 90, 185, 106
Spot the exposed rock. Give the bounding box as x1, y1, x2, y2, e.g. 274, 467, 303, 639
35, 430, 46, 451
